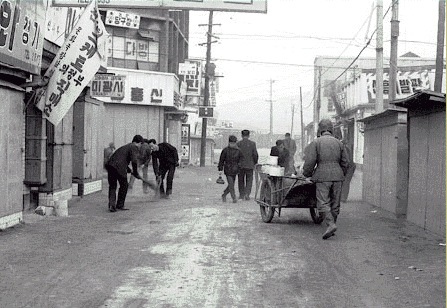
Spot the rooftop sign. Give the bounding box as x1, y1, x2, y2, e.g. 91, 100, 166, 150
52, 0, 267, 13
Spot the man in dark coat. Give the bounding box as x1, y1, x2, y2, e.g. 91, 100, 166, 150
270, 139, 290, 172
236, 130, 259, 200
105, 135, 143, 212
218, 135, 244, 203
303, 119, 350, 239
148, 139, 179, 199
283, 133, 297, 175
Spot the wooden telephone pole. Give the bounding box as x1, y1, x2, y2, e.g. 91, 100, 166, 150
199, 11, 213, 167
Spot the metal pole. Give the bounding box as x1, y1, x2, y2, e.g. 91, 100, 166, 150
300, 87, 305, 156
376, 0, 384, 113
269, 79, 274, 144
389, 0, 399, 106
199, 11, 213, 167
434, 0, 445, 92
290, 102, 294, 138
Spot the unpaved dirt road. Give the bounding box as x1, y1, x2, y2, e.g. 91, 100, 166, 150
0, 167, 445, 308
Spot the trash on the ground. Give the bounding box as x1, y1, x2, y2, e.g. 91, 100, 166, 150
439, 243, 446, 246
67, 241, 71, 244
371, 210, 377, 213
408, 266, 416, 269
416, 268, 423, 271
395, 277, 400, 280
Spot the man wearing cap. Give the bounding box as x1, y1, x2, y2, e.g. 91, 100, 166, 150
302, 119, 350, 239
236, 130, 259, 200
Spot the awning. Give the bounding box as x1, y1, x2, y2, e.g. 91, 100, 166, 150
138, 30, 155, 41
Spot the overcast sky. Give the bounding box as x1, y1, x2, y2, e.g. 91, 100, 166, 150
188, 0, 443, 134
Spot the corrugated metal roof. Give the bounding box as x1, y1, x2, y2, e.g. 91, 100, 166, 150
393, 89, 446, 109
0, 79, 25, 92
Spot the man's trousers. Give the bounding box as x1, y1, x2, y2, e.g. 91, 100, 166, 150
315, 181, 343, 224
238, 168, 254, 198
106, 166, 129, 210
224, 174, 237, 201
159, 164, 176, 196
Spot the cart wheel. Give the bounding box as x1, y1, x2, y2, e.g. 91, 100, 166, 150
260, 178, 275, 223
309, 207, 323, 224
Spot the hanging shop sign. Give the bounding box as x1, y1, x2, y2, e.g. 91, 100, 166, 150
91, 74, 125, 98
198, 106, 214, 118
0, 0, 46, 75
180, 123, 190, 164
45, 5, 82, 47
178, 60, 202, 97
52, 0, 268, 13
93, 67, 179, 108
36, 0, 108, 126
105, 10, 140, 29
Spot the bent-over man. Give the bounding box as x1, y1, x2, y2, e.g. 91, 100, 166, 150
105, 135, 143, 212
148, 139, 179, 199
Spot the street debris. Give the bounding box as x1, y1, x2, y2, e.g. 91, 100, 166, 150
395, 277, 400, 280
439, 243, 446, 246
408, 265, 424, 271
370, 210, 377, 213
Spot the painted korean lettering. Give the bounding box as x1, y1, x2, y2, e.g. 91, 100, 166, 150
131, 87, 144, 102
70, 55, 86, 73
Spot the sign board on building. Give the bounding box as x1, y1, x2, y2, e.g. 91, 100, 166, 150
180, 124, 190, 164
52, 0, 268, 13
91, 74, 125, 98
178, 60, 202, 97
92, 67, 180, 108
45, 5, 82, 47
105, 10, 140, 29
199, 107, 214, 118
0, 0, 46, 75
36, 0, 108, 126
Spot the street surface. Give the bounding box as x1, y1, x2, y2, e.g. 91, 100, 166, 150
0, 166, 445, 308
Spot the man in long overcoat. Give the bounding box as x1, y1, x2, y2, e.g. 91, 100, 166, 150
303, 119, 350, 239
236, 130, 259, 200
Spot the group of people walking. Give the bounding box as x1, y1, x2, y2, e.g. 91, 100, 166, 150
104, 135, 179, 212
218, 120, 356, 241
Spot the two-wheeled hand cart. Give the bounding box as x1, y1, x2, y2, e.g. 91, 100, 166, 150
254, 164, 323, 224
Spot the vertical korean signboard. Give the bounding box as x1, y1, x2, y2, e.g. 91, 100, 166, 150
181, 124, 190, 165
0, 0, 46, 75
178, 60, 202, 96
36, 0, 108, 126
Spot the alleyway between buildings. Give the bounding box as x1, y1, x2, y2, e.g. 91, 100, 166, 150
0, 166, 445, 308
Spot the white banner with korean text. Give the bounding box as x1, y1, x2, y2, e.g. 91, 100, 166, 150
36, 0, 107, 126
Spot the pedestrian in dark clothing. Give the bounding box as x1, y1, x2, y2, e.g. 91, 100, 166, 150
236, 129, 259, 200
128, 139, 152, 193
270, 140, 290, 172
303, 119, 350, 239
218, 135, 244, 203
148, 139, 179, 199
105, 135, 143, 212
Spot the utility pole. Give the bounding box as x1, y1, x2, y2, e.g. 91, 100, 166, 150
290, 102, 295, 138
388, 0, 399, 106
376, 0, 384, 113
314, 66, 322, 138
434, 0, 445, 92
300, 87, 305, 156
267, 79, 275, 144
199, 11, 213, 167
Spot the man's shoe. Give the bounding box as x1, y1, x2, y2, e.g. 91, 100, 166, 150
322, 224, 337, 240
164, 194, 170, 199
221, 194, 227, 202
109, 206, 117, 212
117, 207, 130, 211
244, 196, 250, 201
233, 199, 238, 203
238, 196, 244, 200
